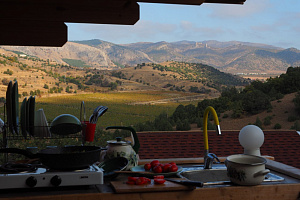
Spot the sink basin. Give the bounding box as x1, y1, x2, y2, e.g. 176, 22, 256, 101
178, 165, 285, 183
178, 167, 229, 183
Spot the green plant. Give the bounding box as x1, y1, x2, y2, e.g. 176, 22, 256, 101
274, 123, 281, 129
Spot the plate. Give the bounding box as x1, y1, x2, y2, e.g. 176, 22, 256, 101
6, 81, 14, 134
20, 97, 27, 139
130, 165, 182, 178
27, 96, 35, 136
12, 81, 19, 135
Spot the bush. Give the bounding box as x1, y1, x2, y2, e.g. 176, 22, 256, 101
291, 121, 300, 131
263, 116, 272, 126
274, 123, 282, 129
288, 115, 298, 122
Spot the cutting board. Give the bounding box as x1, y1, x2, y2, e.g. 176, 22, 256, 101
110, 179, 195, 193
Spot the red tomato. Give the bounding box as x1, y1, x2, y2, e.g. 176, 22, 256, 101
128, 177, 139, 182
135, 177, 147, 185
154, 175, 164, 179
154, 178, 166, 184
169, 162, 176, 165
153, 165, 163, 173
162, 164, 171, 173
144, 163, 152, 171
169, 164, 178, 172
150, 160, 160, 168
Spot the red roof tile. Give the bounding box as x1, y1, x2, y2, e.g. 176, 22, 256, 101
137, 130, 300, 169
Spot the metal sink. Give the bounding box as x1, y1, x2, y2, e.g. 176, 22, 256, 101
178, 165, 284, 183
178, 166, 229, 183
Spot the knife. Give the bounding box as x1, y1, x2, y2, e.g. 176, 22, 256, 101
165, 178, 204, 187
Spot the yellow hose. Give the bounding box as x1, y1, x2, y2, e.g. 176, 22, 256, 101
203, 106, 220, 151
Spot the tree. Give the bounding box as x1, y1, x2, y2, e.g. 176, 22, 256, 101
242, 89, 271, 114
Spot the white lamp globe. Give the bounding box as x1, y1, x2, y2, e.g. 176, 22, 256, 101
239, 125, 264, 156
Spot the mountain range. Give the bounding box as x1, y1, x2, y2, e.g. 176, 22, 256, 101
1, 39, 300, 74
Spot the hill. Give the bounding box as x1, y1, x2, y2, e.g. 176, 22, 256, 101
219, 92, 299, 130
1, 39, 300, 75
0, 49, 249, 99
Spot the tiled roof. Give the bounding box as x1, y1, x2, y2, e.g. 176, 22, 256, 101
137, 130, 300, 169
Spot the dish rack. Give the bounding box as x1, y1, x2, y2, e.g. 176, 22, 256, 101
0, 100, 86, 164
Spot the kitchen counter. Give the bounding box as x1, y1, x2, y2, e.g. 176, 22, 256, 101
1, 158, 300, 200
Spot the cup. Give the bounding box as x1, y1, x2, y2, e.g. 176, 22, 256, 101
82, 121, 96, 142
225, 154, 270, 186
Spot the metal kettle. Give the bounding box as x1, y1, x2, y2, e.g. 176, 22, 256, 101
101, 126, 140, 170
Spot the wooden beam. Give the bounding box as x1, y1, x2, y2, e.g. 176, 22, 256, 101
0, 0, 139, 25
137, 0, 204, 5
0, 20, 67, 47
204, 0, 246, 4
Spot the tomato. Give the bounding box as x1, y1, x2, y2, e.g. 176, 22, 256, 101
154, 175, 164, 179
126, 181, 136, 185
144, 163, 152, 171
154, 178, 166, 184
169, 164, 178, 172
169, 162, 176, 165
150, 160, 160, 168
128, 177, 139, 182
153, 165, 163, 173
162, 163, 171, 173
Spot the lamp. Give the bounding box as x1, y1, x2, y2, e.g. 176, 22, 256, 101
239, 125, 264, 156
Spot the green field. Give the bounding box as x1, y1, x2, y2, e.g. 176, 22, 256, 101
36, 91, 197, 127
1, 91, 200, 160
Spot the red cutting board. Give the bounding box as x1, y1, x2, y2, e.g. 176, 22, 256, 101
110, 179, 195, 193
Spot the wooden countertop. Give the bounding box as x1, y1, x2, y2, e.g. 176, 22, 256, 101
0, 158, 300, 200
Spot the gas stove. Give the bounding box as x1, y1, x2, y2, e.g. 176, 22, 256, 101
0, 163, 103, 189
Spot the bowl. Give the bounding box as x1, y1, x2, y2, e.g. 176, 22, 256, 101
50, 114, 82, 135
98, 157, 129, 179
225, 154, 270, 186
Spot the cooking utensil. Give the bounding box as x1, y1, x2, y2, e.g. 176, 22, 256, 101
225, 154, 270, 186
12, 81, 19, 135
27, 96, 35, 136
20, 97, 28, 139
94, 106, 108, 123
165, 178, 204, 187
98, 157, 128, 179
0, 146, 103, 170
6, 81, 14, 134
50, 114, 82, 135
89, 106, 108, 124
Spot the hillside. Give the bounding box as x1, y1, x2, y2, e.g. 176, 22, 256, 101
0, 49, 249, 99
1, 39, 300, 75
219, 92, 298, 130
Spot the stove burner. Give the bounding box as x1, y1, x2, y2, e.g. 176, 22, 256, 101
0, 163, 37, 173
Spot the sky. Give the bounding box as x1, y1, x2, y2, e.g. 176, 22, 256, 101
67, 0, 300, 49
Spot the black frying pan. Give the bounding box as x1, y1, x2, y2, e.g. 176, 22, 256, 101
0, 146, 102, 170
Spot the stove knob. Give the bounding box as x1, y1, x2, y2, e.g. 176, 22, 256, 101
26, 176, 37, 187
51, 175, 62, 187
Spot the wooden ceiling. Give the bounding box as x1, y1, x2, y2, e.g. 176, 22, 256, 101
0, 0, 246, 47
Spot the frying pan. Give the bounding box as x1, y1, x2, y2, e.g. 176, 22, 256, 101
0, 146, 103, 170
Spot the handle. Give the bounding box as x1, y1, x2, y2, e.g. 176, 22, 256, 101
80, 101, 86, 122
178, 180, 204, 187
253, 169, 270, 178
105, 126, 140, 154
0, 148, 37, 159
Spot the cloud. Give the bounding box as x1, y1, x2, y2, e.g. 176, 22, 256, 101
205, 0, 270, 19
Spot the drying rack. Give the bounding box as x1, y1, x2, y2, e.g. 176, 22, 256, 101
0, 101, 86, 164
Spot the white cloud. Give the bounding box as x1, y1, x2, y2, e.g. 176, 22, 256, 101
204, 0, 270, 19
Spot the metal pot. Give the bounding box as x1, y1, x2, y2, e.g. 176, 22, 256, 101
225, 154, 270, 186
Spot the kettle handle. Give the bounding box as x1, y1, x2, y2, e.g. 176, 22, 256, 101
105, 126, 140, 154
